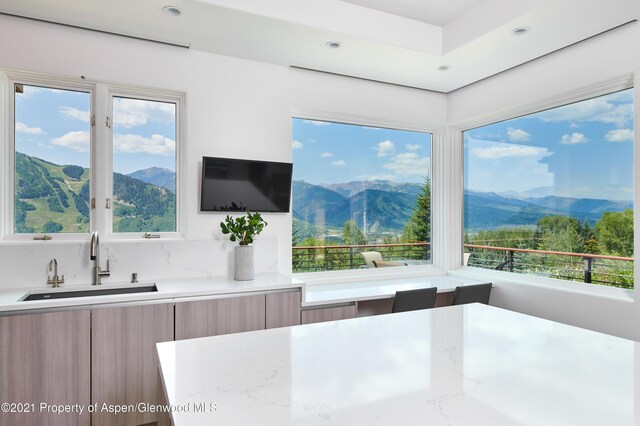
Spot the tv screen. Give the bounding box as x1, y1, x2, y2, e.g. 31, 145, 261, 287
200, 157, 293, 212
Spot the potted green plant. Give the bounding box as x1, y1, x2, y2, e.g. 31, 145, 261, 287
220, 212, 268, 280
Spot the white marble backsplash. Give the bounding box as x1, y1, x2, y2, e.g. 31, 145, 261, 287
0, 238, 279, 290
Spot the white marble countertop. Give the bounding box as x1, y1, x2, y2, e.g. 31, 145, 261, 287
302, 275, 489, 307
157, 303, 636, 425
0, 273, 303, 314
0, 271, 490, 314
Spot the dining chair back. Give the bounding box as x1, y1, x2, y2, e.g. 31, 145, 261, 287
391, 287, 438, 313
451, 283, 492, 305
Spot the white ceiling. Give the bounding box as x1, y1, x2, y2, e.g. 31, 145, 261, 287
0, 0, 637, 92
339, 0, 486, 26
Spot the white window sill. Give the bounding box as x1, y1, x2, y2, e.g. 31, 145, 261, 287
294, 264, 446, 286
448, 266, 634, 302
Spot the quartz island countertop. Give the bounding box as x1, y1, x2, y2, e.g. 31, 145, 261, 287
157, 303, 635, 425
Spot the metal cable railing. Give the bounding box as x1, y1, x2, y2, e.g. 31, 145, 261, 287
292, 242, 634, 289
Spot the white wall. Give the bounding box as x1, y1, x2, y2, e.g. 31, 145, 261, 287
447, 21, 640, 341
3, 14, 638, 342
0, 14, 447, 288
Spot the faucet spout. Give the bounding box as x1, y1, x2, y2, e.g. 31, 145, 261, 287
90, 231, 110, 285
90, 231, 98, 261
47, 258, 64, 288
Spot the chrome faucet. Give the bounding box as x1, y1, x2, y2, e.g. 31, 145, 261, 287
47, 258, 64, 288
90, 231, 110, 285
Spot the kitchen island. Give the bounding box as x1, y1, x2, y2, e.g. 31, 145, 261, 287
157, 303, 635, 425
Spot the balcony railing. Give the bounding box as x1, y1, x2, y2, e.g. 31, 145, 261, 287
292, 242, 634, 289
464, 244, 634, 289
292, 242, 430, 272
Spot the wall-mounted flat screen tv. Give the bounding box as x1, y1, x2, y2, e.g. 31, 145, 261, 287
200, 156, 293, 212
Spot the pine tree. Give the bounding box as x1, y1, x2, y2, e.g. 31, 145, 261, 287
403, 178, 431, 259
406, 178, 431, 243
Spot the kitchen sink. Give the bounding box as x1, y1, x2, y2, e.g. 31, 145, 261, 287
22, 285, 158, 301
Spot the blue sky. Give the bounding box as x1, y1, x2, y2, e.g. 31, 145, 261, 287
292, 118, 431, 184
15, 85, 176, 174
464, 88, 634, 201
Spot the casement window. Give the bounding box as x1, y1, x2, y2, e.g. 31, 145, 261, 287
463, 87, 634, 289
110, 94, 178, 234
291, 117, 432, 273
2, 71, 184, 240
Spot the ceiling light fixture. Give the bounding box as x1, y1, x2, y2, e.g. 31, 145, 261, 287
325, 41, 342, 49
162, 6, 182, 16
438, 65, 451, 71
512, 26, 531, 36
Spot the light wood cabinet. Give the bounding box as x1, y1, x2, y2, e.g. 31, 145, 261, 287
175, 294, 266, 340
301, 304, 356, 324
91, 303, 173, 426
0, 310, 91, 426
266, 290, 301, 329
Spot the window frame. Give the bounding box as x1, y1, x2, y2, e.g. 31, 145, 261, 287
3, 71, 96, 241
290, 108, 444, 281
0, 69, 186, 241
105, 85, 186, 240
455, 75, 635, 293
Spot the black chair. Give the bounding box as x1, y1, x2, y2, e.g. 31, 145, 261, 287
391, 287, 438, 313
451, 283, 493, 305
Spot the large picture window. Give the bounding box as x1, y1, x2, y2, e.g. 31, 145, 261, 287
292, 118, 432, 273
463, 88, 634, 289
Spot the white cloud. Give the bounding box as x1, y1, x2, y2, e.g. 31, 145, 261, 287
16, 85, 42, 99
331, 160, 347, 167
560, 133, 588, 145
113, 98, 175, 129
51, 131, 89, 152
16, 86, 64, 99
113, 133, 175, 155
605, 128, 634, 143
507, 127, 531, 142
383, 153, 430, 177
15, 122, 45, 135
292, 140, 303, 149
320, 152, 333, 158
405, 144, 422, 151
472, 145, 545, 159
303, 120, 331, 126
537, 96, 632, 128
374, 140, 395, 157
59, 107, 90, 123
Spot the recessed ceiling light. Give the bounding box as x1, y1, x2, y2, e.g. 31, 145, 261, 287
512, 26, 531, 36
438, 65, 451, 71
325, 41, 342, 49
162, 6, 182, 16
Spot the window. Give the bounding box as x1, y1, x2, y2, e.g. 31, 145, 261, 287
111, 96, 177, 233
3, 71, 184, 240
292, 117, 432, 273
463, 88, 634, 289
13, 83, 92, 234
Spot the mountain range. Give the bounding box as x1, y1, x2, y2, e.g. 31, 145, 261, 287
293, 179, 632, 233
128, 167, 175, 193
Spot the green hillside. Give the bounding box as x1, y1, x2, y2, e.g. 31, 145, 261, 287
15, 152, 90, 233
15, 152, 175, 233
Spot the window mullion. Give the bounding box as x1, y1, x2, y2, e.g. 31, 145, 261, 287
93, 83, 110, 238
0, 72, 10, 240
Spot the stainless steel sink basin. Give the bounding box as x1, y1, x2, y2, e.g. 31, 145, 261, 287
22, 285, 158, 301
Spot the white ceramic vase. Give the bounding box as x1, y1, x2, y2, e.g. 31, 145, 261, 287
234, 245, 255, 281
